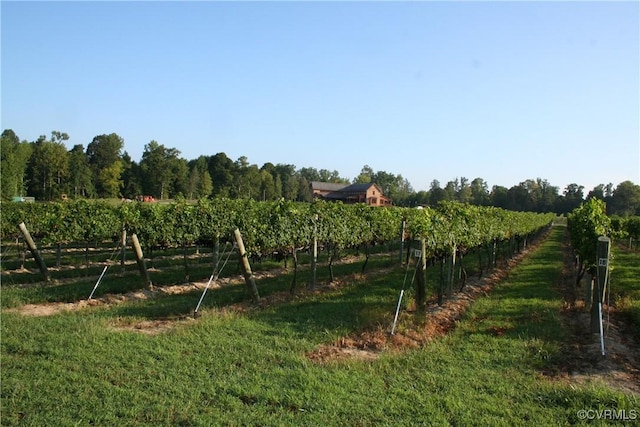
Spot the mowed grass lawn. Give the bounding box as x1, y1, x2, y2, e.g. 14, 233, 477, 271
2, 227, 638, 426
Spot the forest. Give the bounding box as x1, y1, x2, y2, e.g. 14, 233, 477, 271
2, 129, 639, 215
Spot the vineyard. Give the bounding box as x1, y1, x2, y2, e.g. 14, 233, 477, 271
1, 199, 554, 308
3, 198, 640, 425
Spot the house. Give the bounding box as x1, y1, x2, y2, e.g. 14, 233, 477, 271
310, 181, 392, 206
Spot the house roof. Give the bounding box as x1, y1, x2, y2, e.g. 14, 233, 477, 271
339, 183, 380, 193
310, 181, 349, 192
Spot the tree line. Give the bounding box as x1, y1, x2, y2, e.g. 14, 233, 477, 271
408, 177, 640, 216
2, 129, 639, 215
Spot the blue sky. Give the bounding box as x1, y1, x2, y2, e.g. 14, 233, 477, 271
2, 1, 638, 194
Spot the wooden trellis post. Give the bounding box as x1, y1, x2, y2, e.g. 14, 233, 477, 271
131, 233, 152, 290
120, 227, 127, 274
233, 228, 260, 304
18, 222, 50, 282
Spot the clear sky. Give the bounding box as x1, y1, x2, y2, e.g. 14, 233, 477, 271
2, 1, 639, 194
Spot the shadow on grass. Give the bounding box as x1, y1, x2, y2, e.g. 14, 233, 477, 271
248, 271, 405, 340
98, 267, 401, 345
100, 257, 400, 327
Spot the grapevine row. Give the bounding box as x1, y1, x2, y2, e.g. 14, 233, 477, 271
566, 198, 612, 284
610, 215, 640, 250
2, 200, 553, 259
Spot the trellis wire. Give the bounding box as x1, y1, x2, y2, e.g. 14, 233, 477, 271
194, 242, 235, 316
88, 240, 123, 300
391, 250, 420, 335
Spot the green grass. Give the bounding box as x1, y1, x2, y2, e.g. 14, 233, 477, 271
611, 244, 640, 340
2, 227, 637, 426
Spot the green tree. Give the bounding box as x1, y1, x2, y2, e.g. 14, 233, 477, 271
490, 185, 509, 209
120, 152, 142, 199
208, 152, 235, 197
354, 165, 373, 184
296, 175, 312, 202
429, 180, 448, 206
610, 180, 640, 216
260, 162, 276, 176
298, 167, 347, 185
275, 164, 298, 200
371, 170, 413, 205
444, 179, 457, 201
406, 190, 430, 207
604, 183, 615, 198
556, 183, 585, 214
139, 140, 183, 199
260, 162, 282, 200
274, 174, 283, 199
393, 176, 414, 205
456, 177, 472, 203
298, 167, 321, 183
172, 157, 190, 198
86, 133, 124, 198
537, 178, 559, 212
283, 175, 299, 201
99, 162, 124, 198
505, 182, 529, 211
187, 156, 213, 199
260, 169, 276, 201
198, 169, 213, 198
26, 132, 70, 200
513, 178, 558, 212
232, 156, 261, 199
1, 129, 32, 200
470, 177, 489, 206
586, 184, 605, 201
67, 144, 94, 198
319, 169, 346, 183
